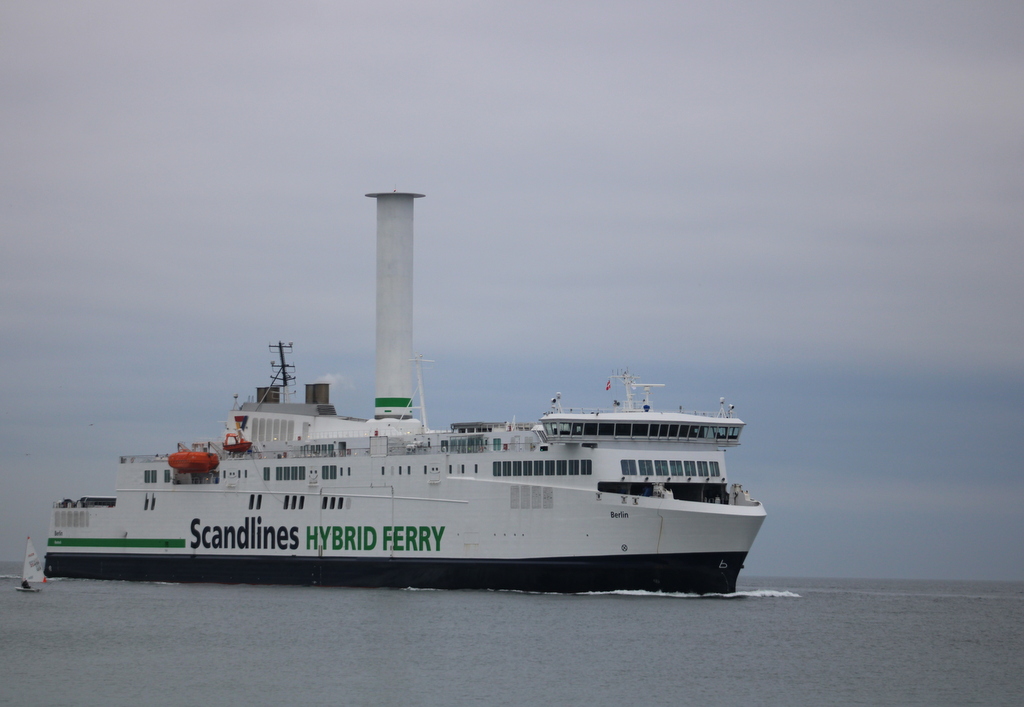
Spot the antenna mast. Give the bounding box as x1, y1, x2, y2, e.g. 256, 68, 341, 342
610, 369, 664, 411
269, 341, 295, 403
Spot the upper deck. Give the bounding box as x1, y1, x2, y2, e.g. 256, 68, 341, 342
539, 412, 743, 447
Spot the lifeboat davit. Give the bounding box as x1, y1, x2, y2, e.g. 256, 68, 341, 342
222, 432, 252, 454
168, 451, 220, 473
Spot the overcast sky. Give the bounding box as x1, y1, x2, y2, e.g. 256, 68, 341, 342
2, 1, 1022, 579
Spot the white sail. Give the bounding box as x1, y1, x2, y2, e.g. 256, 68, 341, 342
22, 537, 44, 583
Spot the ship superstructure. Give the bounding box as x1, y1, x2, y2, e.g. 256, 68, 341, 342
45, 193, 765, 594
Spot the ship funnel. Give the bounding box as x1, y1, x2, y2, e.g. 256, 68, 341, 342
366, 192, 424, 419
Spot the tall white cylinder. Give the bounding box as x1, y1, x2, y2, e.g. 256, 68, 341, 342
366, 192, 424, 419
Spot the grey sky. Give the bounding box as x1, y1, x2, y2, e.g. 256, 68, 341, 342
2, 1, 1022, 578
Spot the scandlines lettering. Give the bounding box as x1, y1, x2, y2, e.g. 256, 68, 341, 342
190, 517, 299, 551
189, 519, 446, 553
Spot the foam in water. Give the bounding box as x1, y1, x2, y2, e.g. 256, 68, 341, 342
579, 588, 802, 598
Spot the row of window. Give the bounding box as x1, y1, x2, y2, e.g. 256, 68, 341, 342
620, 459, 721, 477
281, 494, 346, 510
143, 469, 171, 483
492, 459, 594, 477
321, 465, 349, 479
544, 421, 741, 441
260, 466, 355, 481
274, 466, 306, 481
441, 437, 488, 453
245, 493, 344, 511
301, 443, 339, 456
379, 464, 482, 475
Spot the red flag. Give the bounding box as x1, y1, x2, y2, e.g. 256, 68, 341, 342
606, 380, 611, 391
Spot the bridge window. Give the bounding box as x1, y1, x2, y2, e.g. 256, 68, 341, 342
632, 424, 649, 437
638, 460, 654, 476
620, 459, 637, 476
697, 461, 710, 477
513, 461, 522, 476
556, 460, 567, 476
584, 422, 597, 435
654, 460, 670, 476
684, 461, 697, 476
615, 423, 631, 436
545, 460, 555, 476
582, 459, 592, 475
569, 460, 580, 475
709, 461, 721, 477
493, 462, 501, 477
599, 423, 614, 436
669, 460, 683, 476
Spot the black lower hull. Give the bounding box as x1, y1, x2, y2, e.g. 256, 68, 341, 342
46, 551, 747, 594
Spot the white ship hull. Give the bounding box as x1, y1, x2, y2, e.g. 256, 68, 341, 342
47, 432, 765, 593
45, 192, 766, 594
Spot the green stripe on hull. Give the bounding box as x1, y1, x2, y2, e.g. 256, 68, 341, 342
48, 538, 186, 548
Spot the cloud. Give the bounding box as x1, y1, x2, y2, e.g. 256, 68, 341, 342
2, 1, 1022, 576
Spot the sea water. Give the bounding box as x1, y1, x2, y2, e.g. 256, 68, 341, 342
1, 564, 1021, 706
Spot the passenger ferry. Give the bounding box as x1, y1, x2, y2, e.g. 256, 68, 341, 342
44, 193, 765, 594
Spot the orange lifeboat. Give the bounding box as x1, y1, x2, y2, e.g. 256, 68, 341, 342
168, 451, 220, 473
223, 432, 252, 454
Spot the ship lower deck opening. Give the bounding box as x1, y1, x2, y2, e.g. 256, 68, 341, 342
596, 481, 728, 504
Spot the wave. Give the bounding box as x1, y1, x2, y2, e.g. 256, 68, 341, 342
392, 586, 801, 598
580, 588, 801, 599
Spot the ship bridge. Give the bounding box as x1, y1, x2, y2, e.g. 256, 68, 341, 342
540, 370, 743, 447
539, 413, 743, 446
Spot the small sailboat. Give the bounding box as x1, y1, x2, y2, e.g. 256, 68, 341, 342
16, 537, 44, 592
